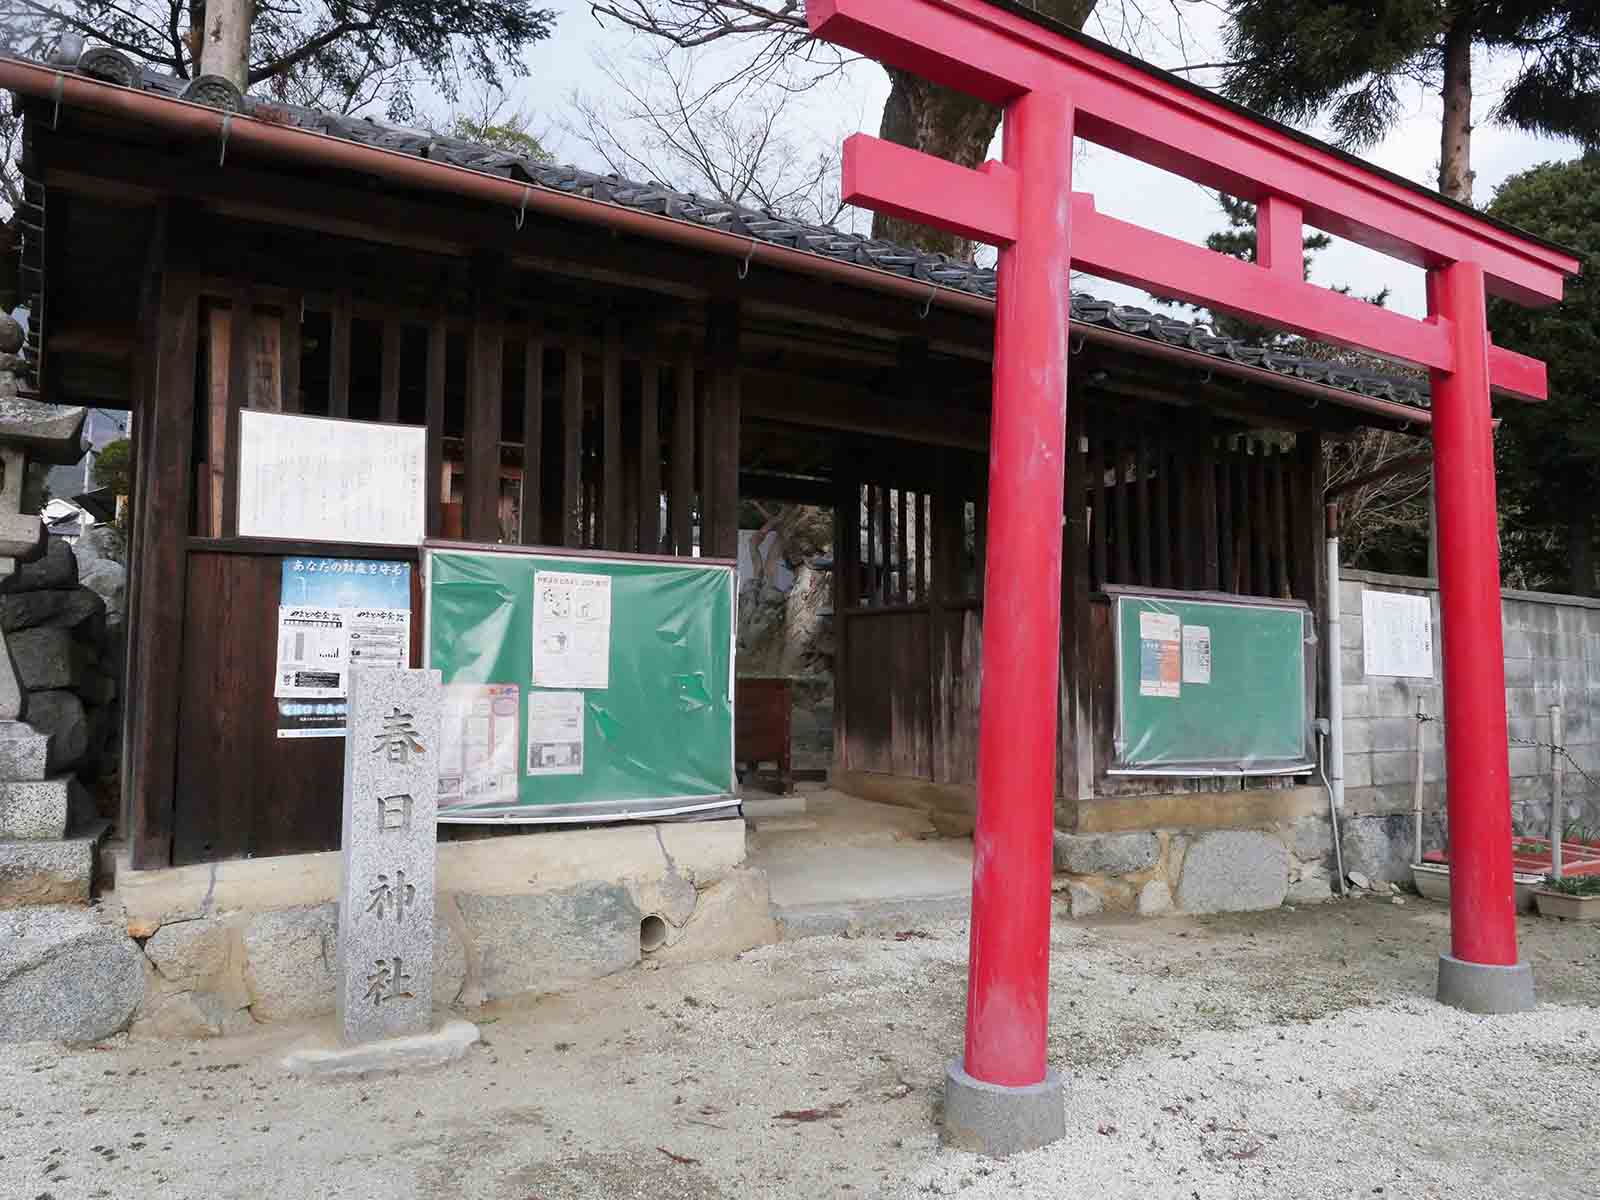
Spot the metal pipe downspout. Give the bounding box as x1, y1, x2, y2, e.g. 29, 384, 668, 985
1325, 502, 1349, 896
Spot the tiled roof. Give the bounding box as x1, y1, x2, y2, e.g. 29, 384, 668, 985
38, 40, 1430, 411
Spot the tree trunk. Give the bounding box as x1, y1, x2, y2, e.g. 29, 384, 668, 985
870, 0, 1097, 257
1438, 15, 1473, 203
1568, 512, 1594, 597
198, 0, 252, 91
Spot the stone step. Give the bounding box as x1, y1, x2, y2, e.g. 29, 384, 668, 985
0, 836, 95, 907
0, 721, 51, 782
0, 775, 76, 839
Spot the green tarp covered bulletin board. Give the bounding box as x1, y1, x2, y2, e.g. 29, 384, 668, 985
423, 543, 738, 822
1109, 587, 1314, 776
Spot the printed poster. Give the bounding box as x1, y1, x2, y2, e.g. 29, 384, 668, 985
1181, 624, 1212, 685
1362, 590, 1434, 679
526, 690, 585, 776
531, 570, 612, 690
276, 558, 412, 738
1138, 610, 1181, 698
438, 683, 521, 810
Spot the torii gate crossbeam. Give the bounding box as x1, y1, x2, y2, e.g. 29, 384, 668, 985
809, 0, 1580, 1157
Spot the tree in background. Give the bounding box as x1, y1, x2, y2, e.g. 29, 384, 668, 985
1486, 154, 1600, 594
587, 0, 1104, 256
0, 0, 559, 121
440, 87, 553, 161
1219, 3, 1600, 203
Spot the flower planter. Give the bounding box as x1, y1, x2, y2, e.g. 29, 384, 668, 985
1534, 889, 1600, 921
1410, 862, 1544, 911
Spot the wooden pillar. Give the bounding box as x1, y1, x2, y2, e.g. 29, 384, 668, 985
563, 338, 585, 547
521, 322, 545, 545
602, 318, 623, 550
328, 290, 351, 417
280, 301, 302, 413
1062, 394, 1091, 802
424, 318, 446, 538
380, 319, 400, 424
704, 300, 741, 560
638, 352, 661, 554
220, 290, 251, 538
833, 444, 860, 773
1197, 417, 1220, 590
671, 353, 695, 555
465, 296, 504, 543
128, 264, 199, 868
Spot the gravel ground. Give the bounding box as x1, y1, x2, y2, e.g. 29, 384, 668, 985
2, 895, 1596, 1200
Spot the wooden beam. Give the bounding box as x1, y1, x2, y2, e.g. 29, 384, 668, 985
521, 322, 545, 545
204, 306, 229, 538
672, 354, 695, 555
280, 300, 302, 412
563, 340, 585, 547
706, 301, 742, 560
329, 290, 351, 417
222, 290, 251, 538
602, 317, 624, 551
128, 270, 198, 868
638, 352, 660, 554
424, 318, 446, 537
380, 319, 400, 423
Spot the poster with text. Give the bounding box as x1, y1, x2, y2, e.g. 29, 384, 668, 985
526, 690, 585, 776
438, 683, 521, 810
1181, 624, 1212, 685
275, 557, 412, 738
531, 570, 612, 689
1138, 610, 1182, 698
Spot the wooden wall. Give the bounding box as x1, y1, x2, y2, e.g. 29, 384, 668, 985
832, 408, 1325, 803
126, 240, 744, 868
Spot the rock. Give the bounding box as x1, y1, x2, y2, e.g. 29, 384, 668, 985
0, 399, 86, 467
1065, 881, 1104, 918
78, 559, 126, 624
1391, 896, 1406, 906
0, 587, 102, 633
1136, 878, 1173, 916
1175, 831, 1289, 914
0, 904, 145, 1042
24, 689, 88, 771
0, 836, 94, 906
0, 539, 76, 594
0, 776, 75, 838
0, 723, 50, 781
1340, 814, 1427, 886
241, 904, 337, 1023
145, 916, 234, 986
1053, 831, 1161, 877
654, 868, 778, 963
8, 626, 86, 691
79, 669, 117, 707
1285, 874, 1332, 905
433, 907, 467, 1007
1287, 812, 1335, 861
457, 883, 641, 1004
132, 990, 234, 1040
1347, 870, 1372, 891
929, 810, 977, 839
635, 868, 698, 929
0, 314, 20, 354
74, 525, 126, 568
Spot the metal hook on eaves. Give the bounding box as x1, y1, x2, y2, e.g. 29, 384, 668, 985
737, 237, 756, 281
516, 186, 530, 231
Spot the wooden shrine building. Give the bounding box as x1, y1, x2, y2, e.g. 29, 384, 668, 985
6, 43, 1442, 870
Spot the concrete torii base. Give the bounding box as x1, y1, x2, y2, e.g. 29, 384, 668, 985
281, 1018, 480, 1080
1436, 954, 1536, 1015
941, 1060, 1065, 1158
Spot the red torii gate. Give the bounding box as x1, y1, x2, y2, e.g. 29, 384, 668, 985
810, 0, 1580, 1155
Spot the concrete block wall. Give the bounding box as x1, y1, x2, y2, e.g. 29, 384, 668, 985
1338, 570, 1600, 882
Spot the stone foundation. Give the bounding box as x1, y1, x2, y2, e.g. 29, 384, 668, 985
0, 819, 775, 1043
1053, 817, 1336, 917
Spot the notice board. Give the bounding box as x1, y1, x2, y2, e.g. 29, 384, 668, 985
1109, 587, 1313, 775
423, 544, 737, 822
237, 411, 426, 545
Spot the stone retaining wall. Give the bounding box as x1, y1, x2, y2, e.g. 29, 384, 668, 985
1, 820, 775, 1044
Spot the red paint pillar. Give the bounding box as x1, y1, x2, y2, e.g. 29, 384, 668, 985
963, 89, 1074, 1088
1429, 260, 1519, 967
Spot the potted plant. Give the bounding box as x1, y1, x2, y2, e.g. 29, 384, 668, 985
1534, 873, 1600, 921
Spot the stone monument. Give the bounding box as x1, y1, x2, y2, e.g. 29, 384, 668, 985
284, 665, 477, 1076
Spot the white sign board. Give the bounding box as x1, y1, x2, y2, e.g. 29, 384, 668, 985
531, 570, 613, 690
1362, 590, 1435, 678
237, 411, 426, 546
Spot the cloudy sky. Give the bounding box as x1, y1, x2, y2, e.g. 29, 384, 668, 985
497, 2, 1583, 324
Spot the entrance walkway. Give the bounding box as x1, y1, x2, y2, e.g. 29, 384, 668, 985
743, 786, 973, 937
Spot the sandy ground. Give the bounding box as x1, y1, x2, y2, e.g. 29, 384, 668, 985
3, 895, 1597, 1200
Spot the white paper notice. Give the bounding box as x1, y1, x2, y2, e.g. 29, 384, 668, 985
438, 683, 521, 810
532, 571, 612, 690
1362, 590, 1434, 678
1138, 610, 1182, 698
526, 691, 585, 776
275, 607, 347, 699
1181, 624, 1212, 684
347, 608, 411, 672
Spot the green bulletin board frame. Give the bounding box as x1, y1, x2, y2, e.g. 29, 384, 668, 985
1109, 586, 1314, 776
423, 542, 738, 823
